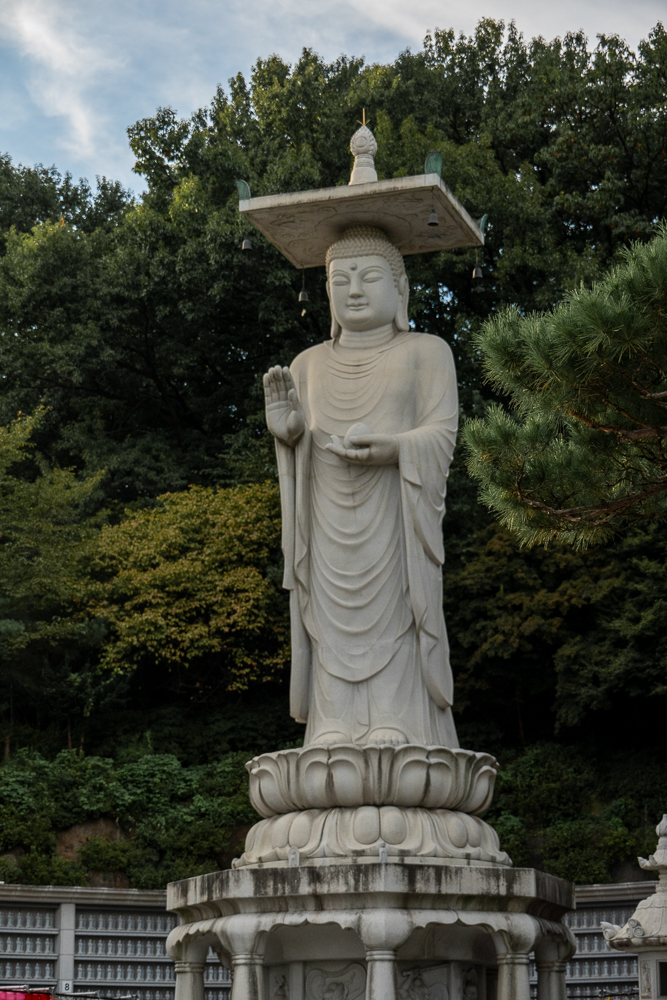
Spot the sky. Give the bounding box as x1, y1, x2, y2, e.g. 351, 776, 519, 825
0, 0, 664, 196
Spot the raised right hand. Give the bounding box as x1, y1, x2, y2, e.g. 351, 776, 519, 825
263, 366, 305, 447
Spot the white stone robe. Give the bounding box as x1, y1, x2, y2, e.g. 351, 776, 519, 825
276, 330, 459, 747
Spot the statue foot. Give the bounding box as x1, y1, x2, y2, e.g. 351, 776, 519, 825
365, 728, 408, 746
306, 731, 350, 746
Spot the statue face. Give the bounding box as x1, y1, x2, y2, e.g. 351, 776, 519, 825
328, 255, 401, 333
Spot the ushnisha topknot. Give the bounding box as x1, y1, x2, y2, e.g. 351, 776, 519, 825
325, 226, 406, 286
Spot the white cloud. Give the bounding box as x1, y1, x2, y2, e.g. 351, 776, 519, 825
0, 0, 125, 164
342, 0, 664, 48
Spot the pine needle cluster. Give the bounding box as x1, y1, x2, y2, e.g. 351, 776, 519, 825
464, 224, 667, 545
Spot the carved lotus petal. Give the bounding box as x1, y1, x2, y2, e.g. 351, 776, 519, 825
247, 745, 499, 818
233, 805, 512, 868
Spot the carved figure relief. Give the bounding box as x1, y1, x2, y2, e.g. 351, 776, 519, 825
640, 959, 652, 997
272, 973, 289, 999
305, 963, 365, 1000
398, 966, 449, 1000
462, 965, 478, 1000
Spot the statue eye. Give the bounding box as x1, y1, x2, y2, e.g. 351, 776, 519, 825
363, 270, 385, 282
331, 275, 350, 285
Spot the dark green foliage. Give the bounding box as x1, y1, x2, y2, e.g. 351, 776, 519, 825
0, 154, 131, 242
488, 742, 666, 883
0, 749, 258, 888
464, 225, 667, 545
447, 518, 667, 734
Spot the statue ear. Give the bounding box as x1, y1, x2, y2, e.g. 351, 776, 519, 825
394, 273, 410, 332
326, 278, 341, 341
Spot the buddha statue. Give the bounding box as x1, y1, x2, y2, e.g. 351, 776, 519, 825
264, 225, 458, 748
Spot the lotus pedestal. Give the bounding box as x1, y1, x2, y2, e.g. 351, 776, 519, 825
166, 747, 575, 999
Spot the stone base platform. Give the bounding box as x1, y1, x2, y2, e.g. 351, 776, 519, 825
166, 861, 576, 1000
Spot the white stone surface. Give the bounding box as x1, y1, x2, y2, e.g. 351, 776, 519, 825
246, 745, 498, 817
264, 233, 459, 749
602, 815, 667, 998
166, 862, 575, 1000
349, 125, 378, 186
240, 176, 483, 269
234, 807, 510, 868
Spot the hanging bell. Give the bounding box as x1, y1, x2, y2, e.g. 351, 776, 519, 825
428, 209, 439, 227
241, 237, 252, 251
298, 289, 309, 303
471, 264, 484, 294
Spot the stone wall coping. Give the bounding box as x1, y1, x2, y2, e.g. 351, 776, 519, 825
0, 883, 167, 908
574, 880, 657, 904
0, 878, 652, 915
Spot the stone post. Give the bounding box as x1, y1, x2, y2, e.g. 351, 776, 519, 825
496, 952, 531, 1000
216, 913, 265, 1000
173, 960, 206, 1000
230, 952, 264, 1000
166, 930, 210, 1000
56, 901, 76, 994
492, 917, 537, 1000
535, 933, 573, 1000
359, 908, 412, 1000
365, 949, 397, 999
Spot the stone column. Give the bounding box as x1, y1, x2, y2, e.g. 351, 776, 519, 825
359, 908, 412, 1000
535, 957, 557, 1000
216, 914, 265, 1000
496, 952, 531, 1000
230, 952, 264, 1000
167, 926, 211, 1000
57, 901, 76, 994
552, 960, 568, 1000
173, 960, 206, 1000
365, 949, 397, 1000
535, 934, 572, 1000
492, 918, 537, 1000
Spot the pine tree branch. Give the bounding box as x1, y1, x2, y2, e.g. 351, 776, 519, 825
515, 474, 667, 525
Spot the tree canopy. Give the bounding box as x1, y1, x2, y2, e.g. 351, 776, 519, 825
464, 227, 667, 545
1, 21, 666, 501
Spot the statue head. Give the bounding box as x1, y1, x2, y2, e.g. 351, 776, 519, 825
325, 226, 409, 340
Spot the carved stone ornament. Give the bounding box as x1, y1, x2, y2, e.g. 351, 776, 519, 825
349, 124, 378, 185
232, 806, 510, 867
271, 973, 289, 999
247, 745, 498, 818
640, 958, 652, 996
604, 815, 667, 951
398, 966, 449, 1000
305, 963, 366, 1000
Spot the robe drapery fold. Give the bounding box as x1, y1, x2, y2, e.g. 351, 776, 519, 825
276, 331, 459, 747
